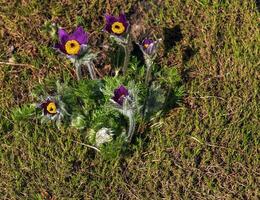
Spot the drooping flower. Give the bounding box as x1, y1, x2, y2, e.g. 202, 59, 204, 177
54, 26, 89, 57
138, 38, 162, 84
110, 84, 137, 142
140, 38, 158, 55
112, 85, 129, 106
104, 13, 129, 36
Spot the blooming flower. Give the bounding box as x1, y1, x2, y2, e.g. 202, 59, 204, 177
37, 96, 67, 125
55, 26, 89, 57
104, 13, 129, 36
112, 85, 129, 106
38, 97, 59, 116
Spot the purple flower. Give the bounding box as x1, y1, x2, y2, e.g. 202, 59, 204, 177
55, 26, 89, 56
112, 85, 129, 105
104, 13, 129, 36
141, 38, 157, 55
38, 97, 58, 116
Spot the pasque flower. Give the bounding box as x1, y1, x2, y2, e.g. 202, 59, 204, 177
38, 97, 59, 117
104, 13, 131, 74
37, 96, 68, 126
55, 26, 89, 57
138, 38, 161, 84
104, 13, 129, 36
112, 85, 129, 106
110, 85, 137, 142
54, 26, 96, 80
141, 39, 158, 55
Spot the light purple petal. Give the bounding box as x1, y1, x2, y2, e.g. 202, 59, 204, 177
142, 39, 153, 46
70, 26, 88, 44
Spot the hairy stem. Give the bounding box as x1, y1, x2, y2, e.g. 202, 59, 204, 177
145, 57, 154, 85
122, 36, 131, 74
86, 61, 96, 80
75, 60, 82, 81
127, 111, 136, 142
122, 46, 130, 74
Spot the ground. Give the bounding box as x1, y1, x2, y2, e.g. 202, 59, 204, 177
0, 0, 259, 199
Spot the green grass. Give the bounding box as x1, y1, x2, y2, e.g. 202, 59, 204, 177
0, 0, 259, 199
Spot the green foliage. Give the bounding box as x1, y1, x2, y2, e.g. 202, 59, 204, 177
11, 104, 36, 122
1, 0, 259, 199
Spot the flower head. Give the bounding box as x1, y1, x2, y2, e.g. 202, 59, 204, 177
104, 13, 129, 36
140, 38, 158, 55
37, 96, 67, 124
112, 85, 129, 106
38, 97, 59, 116
54, 26, 89, 56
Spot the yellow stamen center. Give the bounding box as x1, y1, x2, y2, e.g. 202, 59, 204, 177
47, 102, 57, 114
65, 40, 80, 55
143, 44, 150, 49
111, 22, 125, 35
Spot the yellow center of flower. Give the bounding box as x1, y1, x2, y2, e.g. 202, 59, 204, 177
65, 40, 80, 55
46, 102, 57, 114
143, 44, 149, 49
111, 22, 125, 34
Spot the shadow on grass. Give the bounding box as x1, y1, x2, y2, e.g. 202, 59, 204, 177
163, 25, 183, 54
256, 0, 260, 11
131, 42, 145, 67
182, 46, 196, 63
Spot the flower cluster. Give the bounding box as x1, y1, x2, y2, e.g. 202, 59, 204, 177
12, 12, 183, 154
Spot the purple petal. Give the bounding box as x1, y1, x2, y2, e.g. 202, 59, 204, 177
70, 26, 88, 44
58, 28, 69, 44
142, 39, 153, 46
112, 85, 129, 105
105, 14, 117, 24
54, 43, 66, 54
118, 85, 129, 96
118, 13, 127, 23
104, 14, 117, 33
118, 13, 129, 32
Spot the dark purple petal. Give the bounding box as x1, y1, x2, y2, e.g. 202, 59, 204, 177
69, 26, 89, 44
104, 13, 129, 35
112, 85, 129, 105
38, 98, 58, 115
105, 14, 117, 24
118, 13, 129, 31
118, 13, 127, 22
58, 28, 69, 44
54, 43, 66, 54
104, 14, 117, 33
